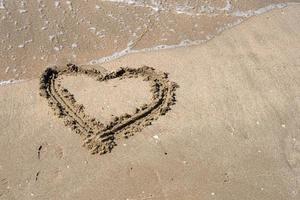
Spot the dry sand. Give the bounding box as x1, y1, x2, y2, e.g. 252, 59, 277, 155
0, 3, 300, 200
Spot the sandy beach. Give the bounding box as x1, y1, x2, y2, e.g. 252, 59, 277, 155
1, 1, 300, 200
0, 0, 298, 80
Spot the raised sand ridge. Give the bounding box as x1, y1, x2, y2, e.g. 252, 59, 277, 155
39, 64, 178, 155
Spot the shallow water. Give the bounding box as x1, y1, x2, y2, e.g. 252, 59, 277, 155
0, 0, 297, 81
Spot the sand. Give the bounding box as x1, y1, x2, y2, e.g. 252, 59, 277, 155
0, 3, 300, 200
39, 64, 178, 154
0, 0, 298, 80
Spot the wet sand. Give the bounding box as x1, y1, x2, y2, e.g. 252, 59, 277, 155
0, 0, 299, 80
0, 4, 300, 200
39, 65, 178, 154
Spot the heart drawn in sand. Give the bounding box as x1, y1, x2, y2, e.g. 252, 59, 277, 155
39, 64, 178, 155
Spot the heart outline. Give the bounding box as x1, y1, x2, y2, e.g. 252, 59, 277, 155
40, 64, 178, 154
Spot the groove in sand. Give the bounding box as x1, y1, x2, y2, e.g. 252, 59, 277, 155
40, 64, 178, 155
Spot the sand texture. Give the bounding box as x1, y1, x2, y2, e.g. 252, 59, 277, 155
0, 4, 300, 200
39, 64, 177, 154
1, 0, 299, 80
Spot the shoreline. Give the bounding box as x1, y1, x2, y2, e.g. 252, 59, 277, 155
0, 3, 300, 199
0, 2, 299, 85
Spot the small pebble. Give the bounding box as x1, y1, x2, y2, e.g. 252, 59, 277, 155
153, 135, 159, 140
71, 43, 78, 48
